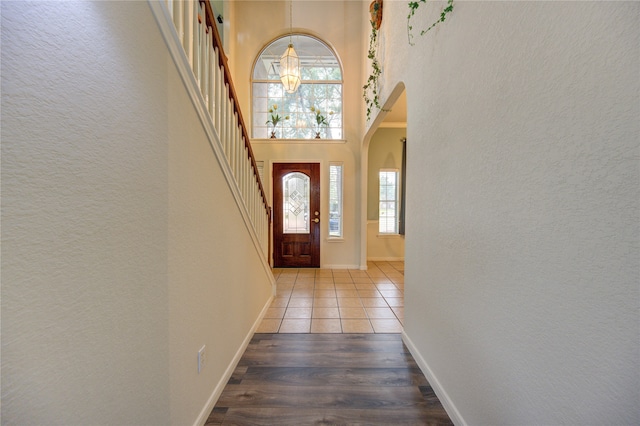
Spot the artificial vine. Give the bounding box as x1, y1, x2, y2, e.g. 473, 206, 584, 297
407, 0, 454, 45
363, 0, 454, 121
362, 24, 382, 122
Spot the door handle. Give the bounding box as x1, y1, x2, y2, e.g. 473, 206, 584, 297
313, 218, 319, 223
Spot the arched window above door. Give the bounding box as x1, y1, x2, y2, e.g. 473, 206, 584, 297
252, 34, 343, 140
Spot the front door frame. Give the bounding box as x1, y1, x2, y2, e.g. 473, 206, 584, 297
272, 162, 321, 268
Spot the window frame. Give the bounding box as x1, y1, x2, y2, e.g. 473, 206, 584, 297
378, 169, 400, 234
282, 172, 311, 234
329, 162, 344, 239
251, 34, 344, 140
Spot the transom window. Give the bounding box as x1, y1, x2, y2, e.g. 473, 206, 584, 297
252, 34, 343, 139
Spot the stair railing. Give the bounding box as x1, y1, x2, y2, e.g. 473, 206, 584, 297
150, 0, 272, 263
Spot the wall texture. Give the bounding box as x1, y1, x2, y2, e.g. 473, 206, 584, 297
231, 1, 366, 268
1, 2, 272, 424
1, 2, 170, 423
369, 1, 639, 424
3, 1, 638, 425
166, 58, 273, 424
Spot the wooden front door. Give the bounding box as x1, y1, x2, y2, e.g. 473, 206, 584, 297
273, 163, 320, 268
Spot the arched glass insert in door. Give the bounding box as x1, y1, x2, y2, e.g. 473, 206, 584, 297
283, 172, 310, 234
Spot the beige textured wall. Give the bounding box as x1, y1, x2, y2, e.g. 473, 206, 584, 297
1, 2, 171, 423
370, 1, 639, 424
1, 2, 273, 424
166, 44, 273, 426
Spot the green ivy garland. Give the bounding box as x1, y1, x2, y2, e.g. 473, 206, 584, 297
364, 0, 454, 121
407, 0, 454, 45
363, 25, 382, 122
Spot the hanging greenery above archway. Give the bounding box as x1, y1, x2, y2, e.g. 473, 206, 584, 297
407, 0, 455, 45
363, 0, 455, 122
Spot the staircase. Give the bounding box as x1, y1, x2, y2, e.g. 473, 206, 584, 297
150, 0, 271, 265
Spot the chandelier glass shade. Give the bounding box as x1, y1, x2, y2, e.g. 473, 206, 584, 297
279, 43, 301, 93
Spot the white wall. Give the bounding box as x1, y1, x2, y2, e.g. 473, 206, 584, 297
371, 1, 639, 424
231, 1, 366, 268
1, 2, 272, 424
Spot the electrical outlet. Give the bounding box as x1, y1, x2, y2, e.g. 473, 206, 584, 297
198, 345, 206, 373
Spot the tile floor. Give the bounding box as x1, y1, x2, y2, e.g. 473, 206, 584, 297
256, 261, 404, 334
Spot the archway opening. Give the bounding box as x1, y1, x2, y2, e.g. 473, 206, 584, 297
360, 84, 407, 268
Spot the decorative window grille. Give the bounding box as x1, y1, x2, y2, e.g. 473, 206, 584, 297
252, 34, 343, 139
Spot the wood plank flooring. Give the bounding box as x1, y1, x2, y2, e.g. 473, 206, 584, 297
206, 333, 452, 425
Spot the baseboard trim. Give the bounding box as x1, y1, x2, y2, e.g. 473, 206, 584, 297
193, 295, 274, 426
401, 331, 466, 426
321, 264, 360, 270
366, 257, 405, 262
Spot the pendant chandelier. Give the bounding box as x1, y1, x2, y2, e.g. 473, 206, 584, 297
279, 1, 301, 93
